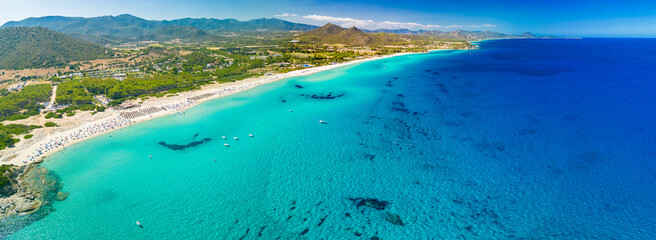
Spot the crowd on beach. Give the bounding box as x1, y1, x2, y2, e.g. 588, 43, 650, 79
25, 117, 133, 163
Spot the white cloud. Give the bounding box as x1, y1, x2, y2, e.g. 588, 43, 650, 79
274, 13, 297, 17
302, 15, 493, 30
470, 24, 497, 28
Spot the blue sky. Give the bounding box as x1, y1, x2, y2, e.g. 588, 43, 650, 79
1, 0, 656, 36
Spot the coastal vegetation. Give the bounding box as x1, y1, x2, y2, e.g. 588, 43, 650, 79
0, 165, 11, 189
0, 84, 51, 120
0, 123, 41, 150
56, 80, 94, 105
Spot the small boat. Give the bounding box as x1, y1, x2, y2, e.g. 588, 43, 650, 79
319, 120, 326, 124
289, 110, 293, 112
149, 155, 152, 158
233, 137, 239, 140
136, 221, 143, 228
224, 143, 230, 147
222, 136, 227, 139
249, 134, 254, 137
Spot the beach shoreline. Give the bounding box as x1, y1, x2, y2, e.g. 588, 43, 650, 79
0, 52, 420, 167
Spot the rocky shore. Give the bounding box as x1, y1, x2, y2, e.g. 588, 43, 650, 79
0, 163, 62, 220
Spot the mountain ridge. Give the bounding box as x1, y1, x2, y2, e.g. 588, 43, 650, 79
1, 14, 317, 44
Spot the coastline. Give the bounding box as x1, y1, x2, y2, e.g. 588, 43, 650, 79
0, 52, 418, 167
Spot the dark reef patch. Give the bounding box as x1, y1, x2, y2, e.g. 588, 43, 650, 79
391, 101, 410, 113
435, 83, 450, 95
158, 138, 212, 150
349, 198, 389, 210
238, 228, 250, 240
318, 215, 328, 226
295, 84, 304, 88
300, 92, 345, 99
385, 212, 404, 226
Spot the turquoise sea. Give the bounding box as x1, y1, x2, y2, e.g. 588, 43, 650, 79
3, 39, 656, 239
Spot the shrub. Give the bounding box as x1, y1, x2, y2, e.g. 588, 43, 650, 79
24, 134, 33, 139
44, 122, 58, 127
0, 165, 13, 188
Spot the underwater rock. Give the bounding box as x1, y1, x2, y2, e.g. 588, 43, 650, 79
56, 192, 69, 201
318, 215, 328, 226
159, 138, 212, 150
370, 237, 381, 240
385, 212, 404, 226
14, 199, 41, 213
295, 84, 304, 88
238, 228, 250, 240
349, 198, 389, 210
390, 101, 410, 113
354, 231, 363, 237
1, 164, 62, 221
465, 225, 473, 231
306, 92, 345, 100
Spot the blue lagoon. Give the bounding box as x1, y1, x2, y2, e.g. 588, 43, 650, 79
5, 39, 656, 239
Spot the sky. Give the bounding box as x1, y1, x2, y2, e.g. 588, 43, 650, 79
1, 0, 656, 37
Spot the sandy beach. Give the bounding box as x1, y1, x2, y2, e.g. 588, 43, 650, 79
0, 52, 415, 167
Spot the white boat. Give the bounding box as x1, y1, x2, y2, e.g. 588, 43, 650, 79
222, 136, 227, 139
249, 134, 254, 137
224, 143, 230, 147
289, 110, 293, 112
136, 221, 142, 228
148, 155, 152, 158
319, 120, 326, 124
233, 137, 238, 140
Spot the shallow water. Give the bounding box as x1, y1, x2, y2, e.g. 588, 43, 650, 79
5, 39, 656, 239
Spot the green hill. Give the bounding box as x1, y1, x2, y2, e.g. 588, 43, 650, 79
0, 27, 112, 70
1, 14, 317, 44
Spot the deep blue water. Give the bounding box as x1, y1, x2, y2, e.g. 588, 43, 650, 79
4, 39, 656, 239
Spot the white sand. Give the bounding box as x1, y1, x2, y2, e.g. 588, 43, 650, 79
0, 52, 416, 166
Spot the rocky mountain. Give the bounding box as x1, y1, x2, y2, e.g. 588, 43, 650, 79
299, 23, 411, 45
